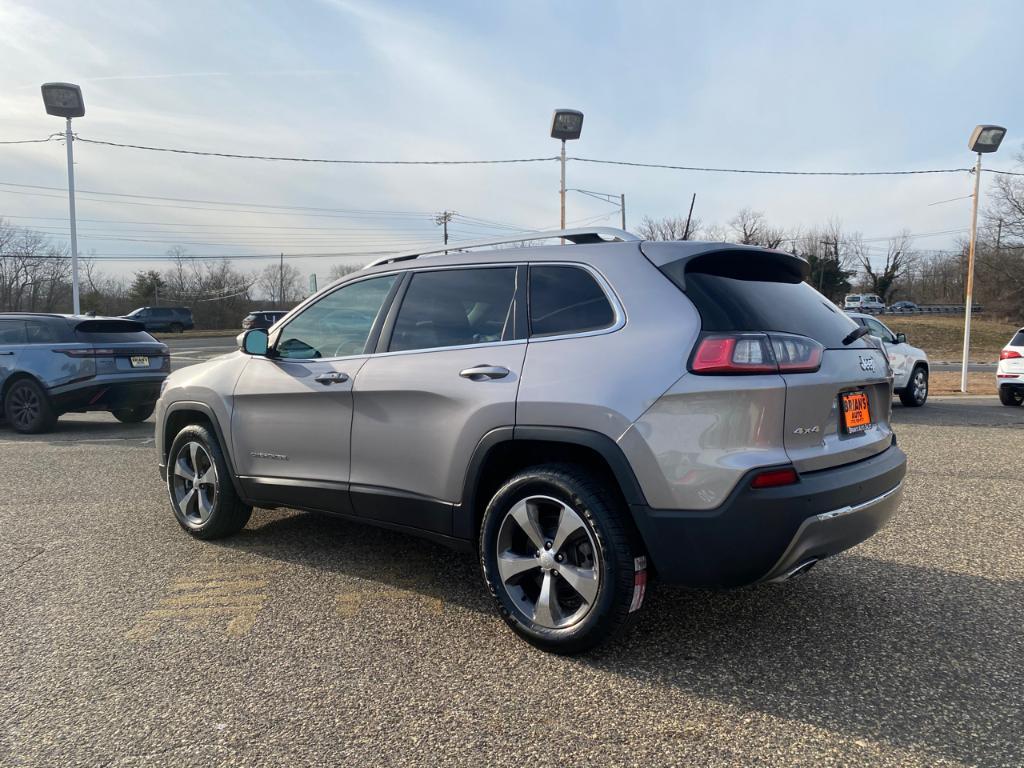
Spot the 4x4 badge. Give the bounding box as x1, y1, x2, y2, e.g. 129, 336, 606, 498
859, 355, 875, 372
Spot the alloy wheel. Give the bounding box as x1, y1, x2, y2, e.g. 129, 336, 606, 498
171, 441, 218, 526
8, 384, 41, 430
913, 369, 928, 404
495, 495, 601, 629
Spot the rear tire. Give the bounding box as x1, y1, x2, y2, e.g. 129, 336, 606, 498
167, 424, 251, 539
999, 387, 1024, 407
113, 403, 156, 423
479, 464, 646, 654
170, 322, 184, 334
898, 365, 928, 407
3, 378, 57, 434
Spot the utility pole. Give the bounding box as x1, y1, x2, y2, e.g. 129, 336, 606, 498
682, 193, 697, 240
435, 211, 455, 254
961, 153, 983, 392
620, 193, 626, 230
996, 217, 1003, 256
819, 239, 837, 294
65, 118, 81, 314
279, 252, 285, 307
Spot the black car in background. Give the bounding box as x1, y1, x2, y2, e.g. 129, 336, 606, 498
123, 306, 194, 333
0, 313, 168, 433
241, 310, 287, 330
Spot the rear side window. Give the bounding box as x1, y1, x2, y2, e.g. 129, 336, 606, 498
1010, 331, 1024, 346
0, 320, 26, 344
74, 320, 155, 344
529, 265, 615, 337
26, 321, 63, 344
659, 251, 868, 349
389, 267, 516, 352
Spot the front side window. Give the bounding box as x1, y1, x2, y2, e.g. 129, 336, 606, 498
865, 317, 894, 343
389, 267, 517, 353
276, 275, 397, 359
0, 320, 26, 344
529, 265, 615, 337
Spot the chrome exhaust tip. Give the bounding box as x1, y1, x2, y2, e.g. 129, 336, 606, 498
769, 558, 819, 583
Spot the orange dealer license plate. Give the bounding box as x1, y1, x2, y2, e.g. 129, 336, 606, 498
841, 391, 872, 433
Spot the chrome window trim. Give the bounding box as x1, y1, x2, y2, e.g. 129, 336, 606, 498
266, 260, 626, 363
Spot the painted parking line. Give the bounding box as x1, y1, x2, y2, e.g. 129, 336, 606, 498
126, 564, 273, 640
336, 583, 444, 618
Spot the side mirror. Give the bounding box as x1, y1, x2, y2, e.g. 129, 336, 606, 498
895, 333, 907, 344
240, 328, 269, 356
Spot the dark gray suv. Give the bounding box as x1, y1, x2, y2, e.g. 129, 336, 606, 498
123, 306, 194, 333
0, 313, 169, 433
155, 228, 906, 653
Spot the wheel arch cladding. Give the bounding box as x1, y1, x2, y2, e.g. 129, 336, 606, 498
455, 426, 649, 541
162, 402, 245, 499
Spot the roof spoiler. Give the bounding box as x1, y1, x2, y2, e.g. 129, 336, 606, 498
640, 241, 809, 288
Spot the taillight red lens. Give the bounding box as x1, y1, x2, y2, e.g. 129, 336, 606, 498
751, 467, 799, 489
690, 333, 823, 375
770, 333, 824, 373
1000, 349, 1022, 360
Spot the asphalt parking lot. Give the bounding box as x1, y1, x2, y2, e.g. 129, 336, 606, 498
2, 397, 1022, 767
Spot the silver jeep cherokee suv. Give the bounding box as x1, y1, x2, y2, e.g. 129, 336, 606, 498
156, 228, 906, 653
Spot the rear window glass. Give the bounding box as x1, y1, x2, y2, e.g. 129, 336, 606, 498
74, 320, 155, 344
660, 259, 868, 349
530, 265, 615, 337
1011, 331, 1024, 346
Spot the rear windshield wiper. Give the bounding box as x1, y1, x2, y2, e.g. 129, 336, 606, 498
842, 325, 871, 346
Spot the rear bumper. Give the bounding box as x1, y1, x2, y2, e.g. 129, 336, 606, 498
629, 443, 907, 587
50, 375, 165, 413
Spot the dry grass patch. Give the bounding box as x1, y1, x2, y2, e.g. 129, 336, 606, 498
880, 314, 1018, 362
927, 371, 997, 396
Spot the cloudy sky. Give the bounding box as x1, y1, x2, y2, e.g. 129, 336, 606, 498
1, 0, 1023, 281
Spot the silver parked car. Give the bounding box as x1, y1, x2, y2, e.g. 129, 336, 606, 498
0, 313, 169, 433
155, 228, 906, 653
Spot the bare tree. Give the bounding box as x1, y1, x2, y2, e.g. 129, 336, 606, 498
728, 208, 789, 248
860, 231, 912, 304
636, 215, 703, 241
327, 262, 364, 281
257, 262, 304, 307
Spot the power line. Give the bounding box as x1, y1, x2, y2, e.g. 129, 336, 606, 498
568, 156, 972, 177
74, 136, 559, 166
0, 135, 60, 145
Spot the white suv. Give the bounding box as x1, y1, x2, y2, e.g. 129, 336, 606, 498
848, 313, 929, 406
997, 328, 1024, 406
844, 294, 885, 313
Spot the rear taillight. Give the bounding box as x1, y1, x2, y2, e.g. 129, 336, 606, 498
751, 467, 799, 489
690, 333, 823, 375
691, 335, 776, 374
55, 348, 116, 357
1000, 349, 1021, 360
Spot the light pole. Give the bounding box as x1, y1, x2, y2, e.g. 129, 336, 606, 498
550, 109, 584, 231
961, 124, 1006, 392
41, 82, 85, 315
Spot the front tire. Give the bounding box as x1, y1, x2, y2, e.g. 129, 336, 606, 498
113, 403, 156, 423
899, 365, 928, 407
3, 378, 57, 434
480, 464, 646, 654
999, 387, 1024, 406
167, 424, 251, 539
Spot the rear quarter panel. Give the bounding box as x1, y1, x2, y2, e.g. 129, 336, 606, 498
516, 246, 698, 439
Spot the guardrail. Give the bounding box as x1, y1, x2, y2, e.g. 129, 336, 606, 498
847, 305, 983, 316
